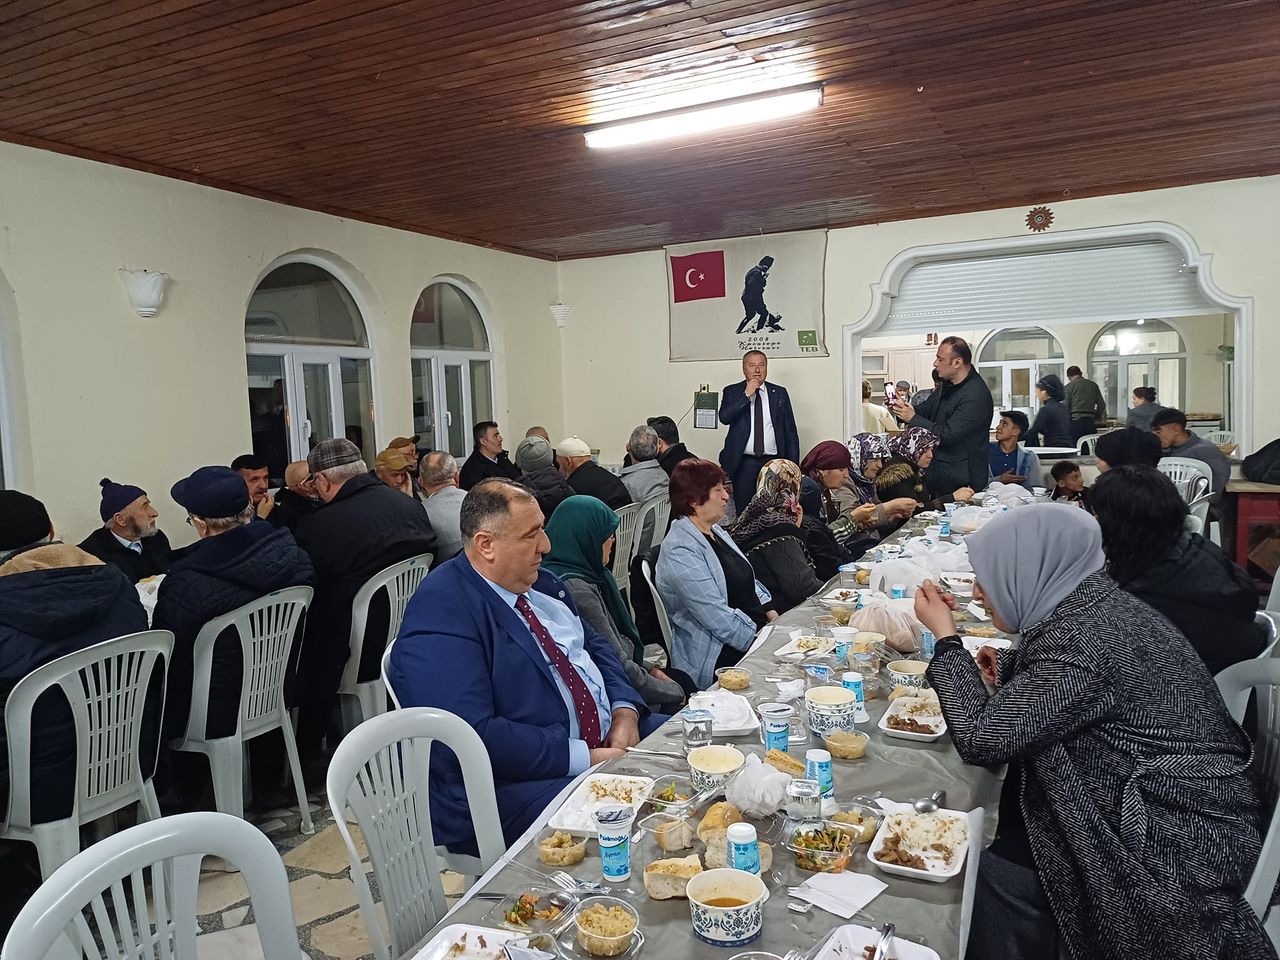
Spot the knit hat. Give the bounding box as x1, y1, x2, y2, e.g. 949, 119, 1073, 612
307, 438, 363, 474
515, 436, 554, 472
1094, 427, 1162, 469
99, 478, 147, 522
557, 436, 592, 458
171, 466, 251, 519
0, 490, 53, 550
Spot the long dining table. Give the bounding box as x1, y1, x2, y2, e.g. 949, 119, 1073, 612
422, 519, 1005, 960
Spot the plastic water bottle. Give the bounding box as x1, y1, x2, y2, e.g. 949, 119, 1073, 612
805, 749, 834, 797
727, 822, 761, 874
920, 628, 937, 660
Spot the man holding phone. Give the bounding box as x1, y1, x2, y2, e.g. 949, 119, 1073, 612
718, 350, 800, 513
890, 336, 994, 498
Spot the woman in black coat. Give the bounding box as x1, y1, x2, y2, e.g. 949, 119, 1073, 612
1024, 373, 1073, 448
1091, 465, 1264, 674
726, 459, 821, 615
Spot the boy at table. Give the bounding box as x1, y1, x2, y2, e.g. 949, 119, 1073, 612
388, 478, 661, 855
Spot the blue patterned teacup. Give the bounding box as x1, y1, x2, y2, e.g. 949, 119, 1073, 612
686, 868, 766, 947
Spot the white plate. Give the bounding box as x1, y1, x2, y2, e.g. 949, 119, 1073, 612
817, 588, 862, 608
876, 698, 947, 742
815, 923, 941, 960
940, 571, 975, 596
774, 635, 836, 659
867, 810, 970, 883
546, 774, 654, 835
961, 636, 1012, 657
410, 924, 525, 960
689, 690, 761, 737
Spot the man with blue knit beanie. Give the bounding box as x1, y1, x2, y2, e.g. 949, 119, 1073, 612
79, 478, 172, 582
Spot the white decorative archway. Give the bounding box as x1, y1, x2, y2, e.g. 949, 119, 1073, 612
842, 221, 1252, 450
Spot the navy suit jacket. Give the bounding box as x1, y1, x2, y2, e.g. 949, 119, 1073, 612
718, 379, 801, 476
388, 553, 645, 850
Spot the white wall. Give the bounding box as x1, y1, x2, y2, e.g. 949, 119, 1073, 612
0, 141, 561, 542
560, 176, 1280, 462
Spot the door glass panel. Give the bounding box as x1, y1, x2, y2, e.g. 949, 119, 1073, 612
978, 366, 1004, 409
412, 358, 436, 449
341, 358, 375, 465
470, 360, 493, 425
247, 354, 290, 486
1010, 367, 1032, 408
1092, 361, 1119, 422
444, 364, 466, 457
1126, 361, 1151, 392
1158, 358, 1182, 410
301, 363, 335, 452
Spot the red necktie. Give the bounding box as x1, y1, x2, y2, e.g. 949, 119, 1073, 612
515, 596, 603, 748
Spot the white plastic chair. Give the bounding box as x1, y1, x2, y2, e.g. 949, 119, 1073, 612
640, 557, 676, 659
1077, 433, 1102, 456
1206, 430, 1236, 446
610, 503, 643, 597
381, 638, 403, 710
633, 493, 672, 558
326, 708, 506, 960
1215, 659, 1280, 922
0, 811, 301, 960
1268, 575, 1280, 615
339, 553, 433, 731
1159, 457, 1213, 531
168, 586, 314, 834
1258, 612, 1280, 660
1, 630, 172, 879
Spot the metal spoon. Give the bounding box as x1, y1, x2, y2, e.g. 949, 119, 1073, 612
871, 922, 896, 960
912, 790, 946, 814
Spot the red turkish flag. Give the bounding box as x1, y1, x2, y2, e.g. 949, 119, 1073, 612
671, 250, 726, 303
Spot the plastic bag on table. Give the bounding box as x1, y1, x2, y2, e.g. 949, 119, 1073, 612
949, 505, 994, 534
724, 753, 791, 818
868, 558, 931, 597
898, 540, 970, 580
846, 596, 922, 653
984, 481, 1034, 508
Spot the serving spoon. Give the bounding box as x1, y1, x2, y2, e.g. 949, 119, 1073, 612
912, 790, 946, 814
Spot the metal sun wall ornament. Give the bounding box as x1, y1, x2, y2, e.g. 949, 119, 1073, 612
1025, 206, 1054, 232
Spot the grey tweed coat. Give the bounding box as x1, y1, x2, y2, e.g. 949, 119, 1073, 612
927, 572, 1274, 960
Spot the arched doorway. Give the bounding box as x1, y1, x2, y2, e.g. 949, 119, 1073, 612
976, 326, 1065, 421
244, 258, 376, 483
1088, 319, 1187, 417
409, 278, 494, 457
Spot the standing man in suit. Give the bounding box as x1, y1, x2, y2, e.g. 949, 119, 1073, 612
388, 478, 653, 854
718, 350, 800, 514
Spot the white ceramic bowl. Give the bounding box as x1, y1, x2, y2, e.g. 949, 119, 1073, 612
803, 685, 857, 737
686, 745, 745, 791
686, 868, 766, 947
887, 659, 929, 689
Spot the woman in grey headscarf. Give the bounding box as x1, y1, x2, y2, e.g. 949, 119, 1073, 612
914, 505, 1272, 960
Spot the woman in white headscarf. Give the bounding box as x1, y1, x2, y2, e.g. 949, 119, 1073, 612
913, 505, 1272, 960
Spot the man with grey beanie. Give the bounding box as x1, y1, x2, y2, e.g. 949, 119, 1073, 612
514, 435, 574, 521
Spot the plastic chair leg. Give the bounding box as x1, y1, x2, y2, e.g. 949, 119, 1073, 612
340, 693, 366, 734
358, 682, 384, 723
31, 820, 82, 880
207, 740, 246, 820
140, 780, 162, 821
279, 710, 315, 835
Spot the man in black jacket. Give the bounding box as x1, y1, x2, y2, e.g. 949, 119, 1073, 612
648, 416, 697, 476
515, 435, 574, 521
557, 436, 632, 510
890, 336, 994, 498
293, 439, 438, 760
267, 460, 322, 532
79, 478, 172, 582
459, 421, 521, 491
155, 466, 315, 743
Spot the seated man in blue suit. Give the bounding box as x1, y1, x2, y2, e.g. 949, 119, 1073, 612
388, 477, 658, 855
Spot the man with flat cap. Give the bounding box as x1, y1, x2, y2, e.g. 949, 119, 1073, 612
79, 478, 172, 582
154, 466, 314, 746
293, 439, 438, 767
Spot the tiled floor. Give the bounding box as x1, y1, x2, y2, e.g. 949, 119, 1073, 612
190, 789, 464, 960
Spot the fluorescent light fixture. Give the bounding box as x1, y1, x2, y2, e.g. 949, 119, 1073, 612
584, 83, 823, 149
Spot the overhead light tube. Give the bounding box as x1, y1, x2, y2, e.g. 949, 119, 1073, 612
584, 83, 824, 150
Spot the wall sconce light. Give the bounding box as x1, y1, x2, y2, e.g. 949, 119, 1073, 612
119, 269, 170, 317
549, 302, 575, 329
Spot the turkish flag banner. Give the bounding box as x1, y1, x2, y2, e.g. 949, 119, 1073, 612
670, 250, 726, 303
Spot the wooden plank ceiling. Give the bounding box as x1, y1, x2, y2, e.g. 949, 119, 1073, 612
1, 0, 1278, 259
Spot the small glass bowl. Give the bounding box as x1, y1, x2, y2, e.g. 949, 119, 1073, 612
536, 827, 588, 867
714, 666, 751, 691
647, 776, 699, 816
786, 820, 856, 874
573, 895, 640, 957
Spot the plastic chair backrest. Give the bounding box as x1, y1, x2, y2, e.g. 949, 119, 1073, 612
640, 558, 675, 656
326, 708, 506, 960
341, 554, 433, 694
634, 494, 672, 554
1214, 658, 1280, 918
1158, 457, 1214, 497
1205, 430, 1236, 445
2, 631, 172, 835
1257, 611, 1279, 660
181, 586, 312, 742
381, 638, 403, 710
610, 503, 643, 589
1269, 575, 1280, 615
1076, 433, 1102, 456
0, 811, 300, 960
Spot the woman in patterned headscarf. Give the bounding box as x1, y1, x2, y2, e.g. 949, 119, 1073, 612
876, 426, 975, 512
800, 437, 917, 552
726, 459, 822, 614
